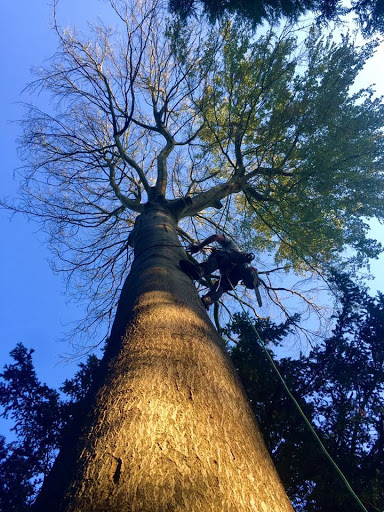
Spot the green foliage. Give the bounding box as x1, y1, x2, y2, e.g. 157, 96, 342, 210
0, 347, 100, 510
198, 25, 384, 269
170, 0, 384, 36
351, 0, 384, 36
12, 1, 384, 330
227, 274, 384, 511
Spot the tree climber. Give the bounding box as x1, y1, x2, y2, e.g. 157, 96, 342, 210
180, 234, 263, 309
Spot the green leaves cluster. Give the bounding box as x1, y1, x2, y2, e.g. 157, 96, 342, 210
197, 24, 384, 269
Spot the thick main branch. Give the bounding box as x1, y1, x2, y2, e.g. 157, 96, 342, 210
107, 160, 144, 213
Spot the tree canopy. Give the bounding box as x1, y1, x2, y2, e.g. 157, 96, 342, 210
6, 0, 383, 339
170, 0, 384, 37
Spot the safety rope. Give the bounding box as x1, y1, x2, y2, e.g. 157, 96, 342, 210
133, 240, 367, 510
229, 282, 369, 512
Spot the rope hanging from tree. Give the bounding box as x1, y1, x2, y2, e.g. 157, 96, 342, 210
228, 280, 369, 512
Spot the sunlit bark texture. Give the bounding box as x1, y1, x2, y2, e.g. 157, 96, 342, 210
13, 0, 384, 509
34, 206, 293, 511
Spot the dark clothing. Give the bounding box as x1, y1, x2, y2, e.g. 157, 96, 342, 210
200, 248, 251, 275
180, 233, 261, 308
200, 249, 257, 303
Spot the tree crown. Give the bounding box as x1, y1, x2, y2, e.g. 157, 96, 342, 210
7, 0, 384, 337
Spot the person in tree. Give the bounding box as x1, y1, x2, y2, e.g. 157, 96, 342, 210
180, 234, 263, 309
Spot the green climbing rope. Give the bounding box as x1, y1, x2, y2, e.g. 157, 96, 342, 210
229, 284, 369, 512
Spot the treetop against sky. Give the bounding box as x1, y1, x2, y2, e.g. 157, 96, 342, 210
1, 0, 384, 349
8, 1, 383, 320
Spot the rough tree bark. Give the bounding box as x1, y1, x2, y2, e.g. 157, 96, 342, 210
33, 202, 293, 511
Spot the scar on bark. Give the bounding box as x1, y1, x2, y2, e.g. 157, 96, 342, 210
107, 453, 123, 484
113, 458, 122, 484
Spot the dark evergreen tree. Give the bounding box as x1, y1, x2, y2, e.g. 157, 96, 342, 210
0, 347, 100, 511
228, 274, 384, 511
0, 344, 62, 511
170, 0, 384, 36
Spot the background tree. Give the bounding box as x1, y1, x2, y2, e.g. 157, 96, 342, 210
0, 344, 63, 511
3, 0, 384, 509
228, 273, 384, 511
169, 0, 384, 37
0, 346, 100, 511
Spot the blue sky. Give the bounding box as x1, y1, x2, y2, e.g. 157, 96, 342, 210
1, 1, 384, 438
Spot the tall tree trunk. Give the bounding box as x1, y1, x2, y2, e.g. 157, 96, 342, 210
34, 203, 293, 511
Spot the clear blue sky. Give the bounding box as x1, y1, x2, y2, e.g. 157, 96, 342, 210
1, 1, 384, 438
0, 1, 113, 439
